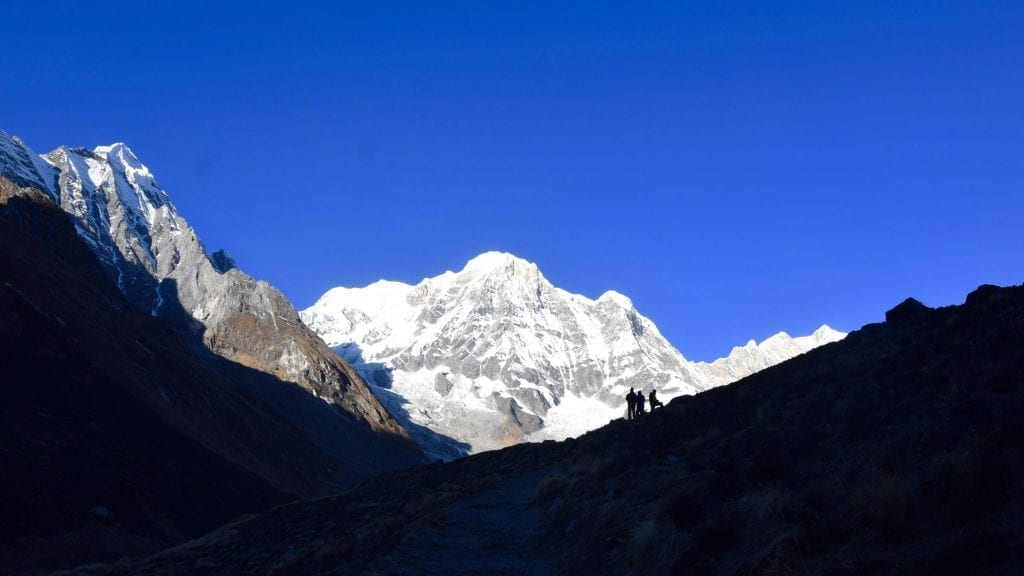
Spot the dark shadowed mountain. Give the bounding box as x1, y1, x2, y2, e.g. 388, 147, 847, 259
0, 154, 424, 573
91, 282, 1024, 576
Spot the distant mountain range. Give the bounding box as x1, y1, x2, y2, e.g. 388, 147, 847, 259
301, 251, 845, 457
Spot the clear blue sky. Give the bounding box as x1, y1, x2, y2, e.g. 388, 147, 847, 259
3, 1, 1021, 360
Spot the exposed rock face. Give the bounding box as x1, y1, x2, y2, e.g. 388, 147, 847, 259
301, 252, 845, 456
0, 130, 412, 442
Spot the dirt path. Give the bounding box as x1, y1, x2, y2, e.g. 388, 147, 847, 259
374, 469, 552, 576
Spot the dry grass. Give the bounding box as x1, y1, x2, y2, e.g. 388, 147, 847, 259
852, 468, 912, 540
402, 490, 454, 518
736, 486, 797, 526
628, 518, 683, 575
533, 451, 626, 505
534, 473, 569, 503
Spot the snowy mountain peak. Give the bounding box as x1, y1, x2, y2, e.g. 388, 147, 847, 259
461, 251, 542, 279
29, 142, 189, 306
95, 143, 153, 179
597, 290, 634, 309
91, 142, 170, 208
812, 324, 844, 342
92, 141, 131, 159
698, 325, 846, 385
464, 250, 522, 268
762, 331, 793, 347
302, 253, 846, 458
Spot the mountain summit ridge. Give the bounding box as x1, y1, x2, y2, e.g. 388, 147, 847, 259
462, 250, 539, 274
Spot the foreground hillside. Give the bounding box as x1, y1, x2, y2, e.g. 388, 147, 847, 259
87, 283, 1024, 575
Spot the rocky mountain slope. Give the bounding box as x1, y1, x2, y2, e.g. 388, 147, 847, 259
301, 252, 844, 456
11, 132, 408, 438
0, 131, 426, 573
0, 129, 420, 453
95, 282, 1024, 576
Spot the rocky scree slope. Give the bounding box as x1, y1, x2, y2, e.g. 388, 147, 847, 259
301, 252, 844, 456
99, 283, 1024, 575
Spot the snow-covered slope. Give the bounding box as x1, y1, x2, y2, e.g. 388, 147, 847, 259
302, 252, 845, 458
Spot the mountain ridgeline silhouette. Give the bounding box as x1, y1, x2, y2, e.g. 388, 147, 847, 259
98, 282, 1024, 575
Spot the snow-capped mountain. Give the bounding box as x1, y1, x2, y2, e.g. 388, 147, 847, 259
301, 252, 845, 457
0, 130, 421, 474
696, 325, 847, 386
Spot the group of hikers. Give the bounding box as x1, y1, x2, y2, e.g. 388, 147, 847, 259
625, 387, 663, 420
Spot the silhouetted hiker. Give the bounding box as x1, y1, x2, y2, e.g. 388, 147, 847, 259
636, 390, 646, 416
649, 389, 663, 410
626, 388, 637, 420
